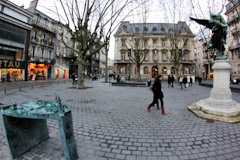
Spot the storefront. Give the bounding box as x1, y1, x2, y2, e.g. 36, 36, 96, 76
28, 63, 49, 80
0, 1, 32, 81
0, 58, 25, 82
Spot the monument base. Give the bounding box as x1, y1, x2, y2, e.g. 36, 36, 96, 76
188, 98, 240, 123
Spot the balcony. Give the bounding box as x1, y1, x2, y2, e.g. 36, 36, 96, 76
41, 39, 47, 46
49, 42, 54, 48
28, 55, 55, 64
31, 36, 39, 43
32, 20, 56, 33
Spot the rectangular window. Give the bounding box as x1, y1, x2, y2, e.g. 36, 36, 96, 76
153, 39, 157, 48
238, 64, 240, 74
153, 49, 158, 61
41, 48, 45, 61
121, 52, 125, 60
184, 53, 189, 60
162, 40, 166, 47
121, 39, 126, 47
56, 45, 60, 56
32, 46, 35, 58
144, 53, 148, 61
238, 51, 240, 59
144, 39, 148, 47
42, 34, 46, 40
171, 40, 175, 47
63, 47, 67, 57
162, 52, 167, 61
48, 50, 52, 60
0, 4, 2, 11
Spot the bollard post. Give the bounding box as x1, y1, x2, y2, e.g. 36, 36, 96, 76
4, 85, 6, 95
19, 83, 21, 92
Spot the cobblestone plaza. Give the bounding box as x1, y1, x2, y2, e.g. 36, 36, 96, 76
0, 79, 240, 160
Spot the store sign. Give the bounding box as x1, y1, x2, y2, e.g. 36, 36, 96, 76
0, 60, 25, 69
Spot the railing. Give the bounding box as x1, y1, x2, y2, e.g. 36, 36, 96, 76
41, 39, 47, 46
31, 36, 39, 43
28, 55, 55, 64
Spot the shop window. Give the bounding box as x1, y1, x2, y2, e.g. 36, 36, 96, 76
119, 66, 126, 74
171, 67, 175, 74
134, 66, 138, 74
162, 66, 167, 74
184, 67, 190, 74
144, 66, 148, 74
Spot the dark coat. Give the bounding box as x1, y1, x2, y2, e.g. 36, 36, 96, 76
152, 79, 164, 98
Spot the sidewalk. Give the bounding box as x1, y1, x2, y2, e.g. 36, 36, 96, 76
0, 79, 240, 160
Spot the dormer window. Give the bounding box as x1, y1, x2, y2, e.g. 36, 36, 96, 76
136, 27, 140, 32
161, 27, 165, 31
123, 25, 127, 30
144, 27, 148, 31
152, 27, 157, 31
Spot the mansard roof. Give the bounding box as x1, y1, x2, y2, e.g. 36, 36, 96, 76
115, 21, 194, 36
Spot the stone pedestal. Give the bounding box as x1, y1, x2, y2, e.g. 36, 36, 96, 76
188, 60, 240, 123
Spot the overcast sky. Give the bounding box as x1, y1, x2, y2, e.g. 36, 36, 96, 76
9, 0, 228, 60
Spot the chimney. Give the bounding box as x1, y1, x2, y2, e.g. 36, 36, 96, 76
27, 0, 39, 13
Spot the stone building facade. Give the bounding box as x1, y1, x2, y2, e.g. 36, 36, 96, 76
114, 21, 195, 80
225, 0, 240, 80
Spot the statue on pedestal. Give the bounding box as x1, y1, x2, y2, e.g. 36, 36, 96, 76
190, 8, 228, 60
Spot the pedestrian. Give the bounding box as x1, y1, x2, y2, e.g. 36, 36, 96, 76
183, 76, 187, 88
179, 76, 183, 89
117, 75, 120, 82
147, 74, 167, 115
2, 72, 6, 82
72, 73, 76, 84
7, 72, 10, 82
171, 75, 174, 87
167, 75, 171, 87
190, 76, 193, 87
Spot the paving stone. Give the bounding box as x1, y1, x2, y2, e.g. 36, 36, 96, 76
0, 80, 240, 160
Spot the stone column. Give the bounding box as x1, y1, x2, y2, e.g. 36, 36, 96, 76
209, 60, 234, 103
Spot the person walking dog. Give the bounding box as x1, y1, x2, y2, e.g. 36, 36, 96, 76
147, 74, 167, 115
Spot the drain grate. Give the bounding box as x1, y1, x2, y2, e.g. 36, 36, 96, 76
206, 119, 214, 123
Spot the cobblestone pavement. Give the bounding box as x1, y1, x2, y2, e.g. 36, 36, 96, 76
0, 79, 240, 160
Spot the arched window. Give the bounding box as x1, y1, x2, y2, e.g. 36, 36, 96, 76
144, 66, 148, 74
171, 66, 175, 74
162, 66, 167, 74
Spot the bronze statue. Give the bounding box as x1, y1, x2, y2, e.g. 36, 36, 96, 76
190, 8, 228, 60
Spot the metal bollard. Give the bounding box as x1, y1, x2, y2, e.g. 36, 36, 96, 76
19, 83, 21, 92
4, 86, 6, 95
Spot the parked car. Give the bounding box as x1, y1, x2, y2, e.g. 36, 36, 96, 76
232, 78, 240, 84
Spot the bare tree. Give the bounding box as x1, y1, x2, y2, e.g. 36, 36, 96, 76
54, 0, 133, 88
125, 0, 149, 81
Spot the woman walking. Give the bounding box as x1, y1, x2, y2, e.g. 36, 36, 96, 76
147, 74, 167, 115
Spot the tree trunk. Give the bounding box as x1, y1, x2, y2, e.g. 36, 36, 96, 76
104, 54, 108, 83
77, 57, 86, 89
137, 64, 141, 81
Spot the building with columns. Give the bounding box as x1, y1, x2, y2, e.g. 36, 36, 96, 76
114, 21, 195, 80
